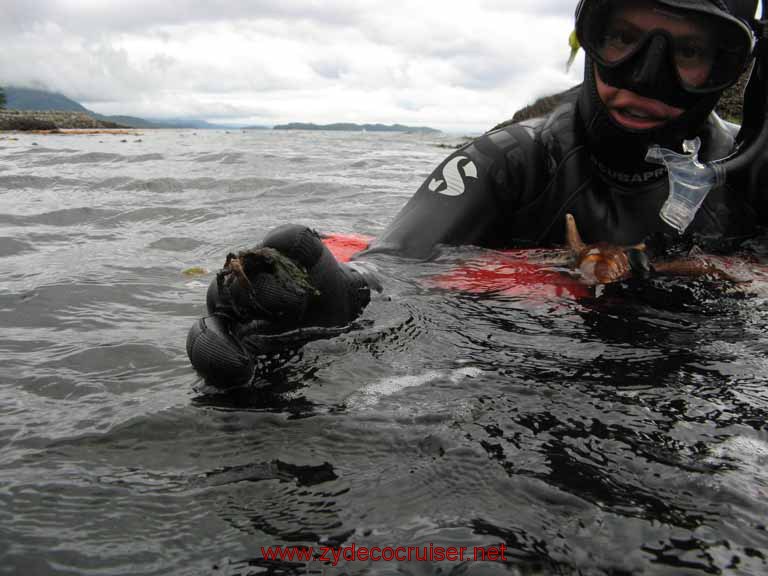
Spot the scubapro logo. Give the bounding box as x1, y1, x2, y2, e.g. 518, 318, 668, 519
428, 156, 478, 197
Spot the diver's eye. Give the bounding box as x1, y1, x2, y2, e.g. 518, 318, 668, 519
599, 26, 642, 61
605, 30, 640, 48
675, 40, 714, 68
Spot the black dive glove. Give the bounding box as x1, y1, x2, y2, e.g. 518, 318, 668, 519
186, 224, 376, 389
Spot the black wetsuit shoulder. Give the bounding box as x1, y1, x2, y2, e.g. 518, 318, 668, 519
370, 101, 760, 258
369, 113, 555, 258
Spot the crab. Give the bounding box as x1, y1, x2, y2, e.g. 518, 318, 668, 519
565, 213, 743, 285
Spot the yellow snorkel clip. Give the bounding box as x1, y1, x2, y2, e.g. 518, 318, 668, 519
567, 29, 580, 72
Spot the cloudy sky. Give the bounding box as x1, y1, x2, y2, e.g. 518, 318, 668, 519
2, 0, 584, 133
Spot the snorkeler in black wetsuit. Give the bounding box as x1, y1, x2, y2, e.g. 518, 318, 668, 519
188, 0, 768, 388
372, 0, 763, 258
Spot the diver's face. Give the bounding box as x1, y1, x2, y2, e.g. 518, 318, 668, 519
594, 1, 714, 130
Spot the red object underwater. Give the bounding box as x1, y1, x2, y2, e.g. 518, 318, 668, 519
321, 233, 593, 300
423, 249, 592, 299
321, 233, 371, 263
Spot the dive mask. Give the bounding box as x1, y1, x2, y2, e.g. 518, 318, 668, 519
575, 0, 755, 108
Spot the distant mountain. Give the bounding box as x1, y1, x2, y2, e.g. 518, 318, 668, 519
1, 87, 235, 129
5, 87, 90, 113
274, 122, 440, 133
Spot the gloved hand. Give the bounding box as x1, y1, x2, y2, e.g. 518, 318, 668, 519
186, 224, 377, 389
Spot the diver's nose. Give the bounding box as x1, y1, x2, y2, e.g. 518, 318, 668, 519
630, 35, 675, 92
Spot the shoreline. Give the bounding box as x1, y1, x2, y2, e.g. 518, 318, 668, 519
7, 128, 143, 136
0, 109, 129, 131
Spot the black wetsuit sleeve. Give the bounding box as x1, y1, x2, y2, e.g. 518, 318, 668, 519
367, 133, 525, 258
747, 153, 768, 228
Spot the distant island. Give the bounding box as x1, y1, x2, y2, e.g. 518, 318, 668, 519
0, 87, 441, 133
273, 122, 440, 134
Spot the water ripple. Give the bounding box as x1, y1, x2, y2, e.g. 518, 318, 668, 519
2, 130, 768, 575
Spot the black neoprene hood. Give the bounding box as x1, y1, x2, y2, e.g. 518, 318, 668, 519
575, 0, 758, 23
574, 0, 758, 180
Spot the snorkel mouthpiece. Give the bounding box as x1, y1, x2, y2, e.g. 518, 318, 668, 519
646, 138, 725, 234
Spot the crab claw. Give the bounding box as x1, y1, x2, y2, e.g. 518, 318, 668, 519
565, 214, 647, 285
653, 259, 742, 282
565, 213, 585, 254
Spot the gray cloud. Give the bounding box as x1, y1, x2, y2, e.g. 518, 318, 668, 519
2, 0, 368, 36
310, 59, 348, 81
0, 0, 581, 132
481, 0, 578, 17
4, 0, 580, 36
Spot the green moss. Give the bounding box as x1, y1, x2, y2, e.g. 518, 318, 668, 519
182, 266, 208, 277
240, 248, 320, 296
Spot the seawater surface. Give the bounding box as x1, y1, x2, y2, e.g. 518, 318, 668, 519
1, 129, 768, 576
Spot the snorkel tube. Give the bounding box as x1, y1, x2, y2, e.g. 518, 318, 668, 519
646, 0, 768, 234
719, 0, 768, 173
